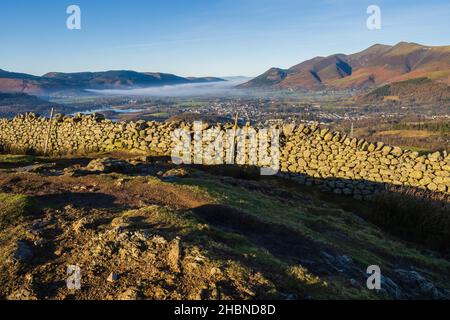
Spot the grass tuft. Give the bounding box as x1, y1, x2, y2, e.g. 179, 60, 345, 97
0, 193, 35, 230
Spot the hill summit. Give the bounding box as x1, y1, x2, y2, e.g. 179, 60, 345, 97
239, 42, 450, 90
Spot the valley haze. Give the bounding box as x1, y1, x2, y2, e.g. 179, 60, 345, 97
88, 77, 251, 97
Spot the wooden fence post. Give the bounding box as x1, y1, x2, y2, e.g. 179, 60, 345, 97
43, 108, 54, 156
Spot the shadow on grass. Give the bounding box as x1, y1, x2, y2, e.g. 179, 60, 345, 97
34, 192, 118, 210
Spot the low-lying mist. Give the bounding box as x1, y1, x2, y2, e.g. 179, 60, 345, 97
88, 77, 250, 97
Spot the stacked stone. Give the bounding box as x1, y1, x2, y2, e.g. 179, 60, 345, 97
0, 113, 448, 196
281, 123, 450, 196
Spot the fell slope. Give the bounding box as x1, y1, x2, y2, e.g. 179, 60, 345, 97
357, 77, 450, 105
0, 155, 448, 300
0, 93, 71, 118
240, 42, 450, 90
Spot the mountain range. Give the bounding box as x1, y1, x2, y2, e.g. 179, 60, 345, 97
2, 42, 449, 97
239, 42, 450, 90
0, 69, 225, 95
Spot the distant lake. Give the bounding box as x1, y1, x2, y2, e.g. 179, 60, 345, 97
71, 108, 142, 115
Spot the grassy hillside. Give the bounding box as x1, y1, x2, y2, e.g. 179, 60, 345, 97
364, 78, 450, 105
0, 154, 448, 300
0, 93, 72, 118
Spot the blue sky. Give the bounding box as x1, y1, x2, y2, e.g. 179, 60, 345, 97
0, 0, 449, 77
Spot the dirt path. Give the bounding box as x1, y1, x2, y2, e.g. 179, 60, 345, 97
0, 172, 210, 210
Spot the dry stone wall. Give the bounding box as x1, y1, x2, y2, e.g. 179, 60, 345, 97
0, 113, 449, 198
280, 123, 450, 199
